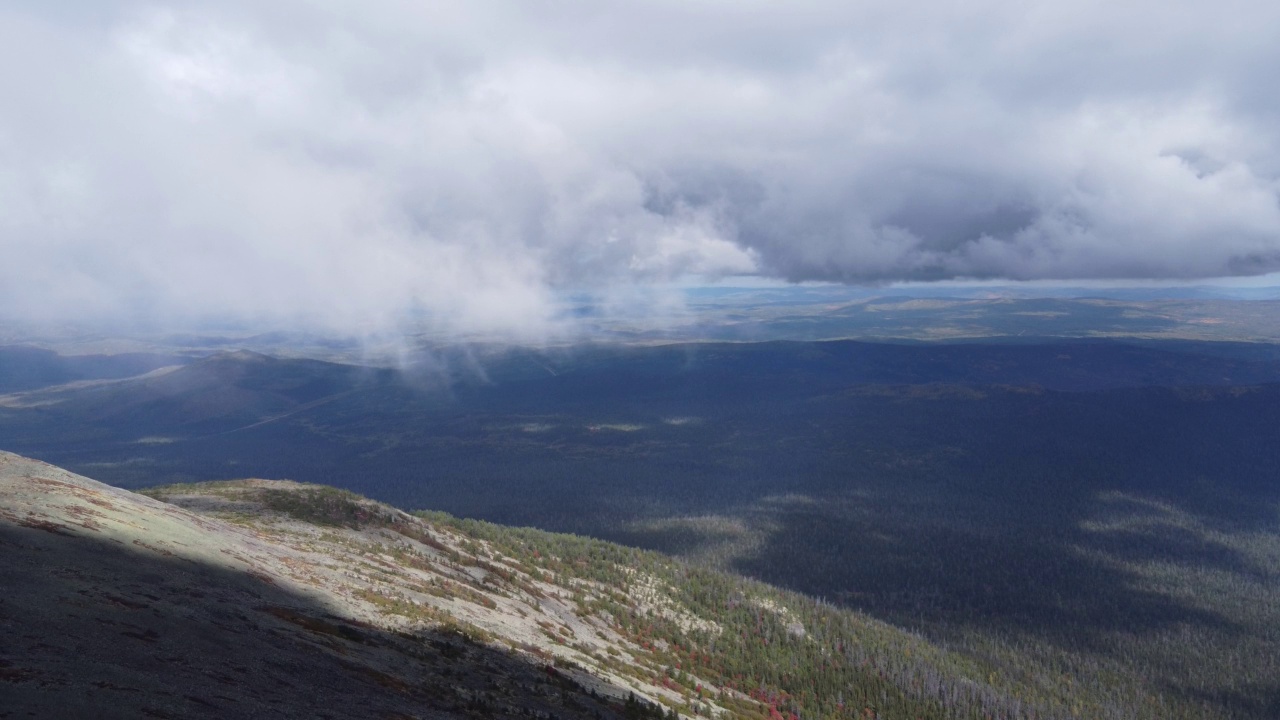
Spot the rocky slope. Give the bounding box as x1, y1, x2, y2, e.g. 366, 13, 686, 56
3, 450, 1122, 720
0, 451, 684, 719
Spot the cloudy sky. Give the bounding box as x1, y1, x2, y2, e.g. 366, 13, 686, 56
3, 1, 1279, 336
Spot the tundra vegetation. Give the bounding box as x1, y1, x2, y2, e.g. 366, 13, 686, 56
139, 480, 1279, 720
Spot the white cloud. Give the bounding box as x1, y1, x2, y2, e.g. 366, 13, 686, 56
2, 0, 1279, 336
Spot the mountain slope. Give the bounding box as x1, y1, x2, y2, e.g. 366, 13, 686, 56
1, 451, 1230, 719
0, 452, 653, 720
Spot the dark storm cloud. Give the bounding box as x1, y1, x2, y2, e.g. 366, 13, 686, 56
2, 0, 1278, 334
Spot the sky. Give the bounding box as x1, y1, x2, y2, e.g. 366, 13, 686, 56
3, 1, 1279, 338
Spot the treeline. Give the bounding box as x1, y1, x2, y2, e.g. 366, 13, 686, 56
423, 513, 1218, 720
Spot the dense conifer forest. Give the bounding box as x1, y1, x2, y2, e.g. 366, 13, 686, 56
2, 339, 1278, 717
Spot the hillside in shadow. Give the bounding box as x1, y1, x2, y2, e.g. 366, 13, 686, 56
1, 523, 650, 720
0, 456, 663, 720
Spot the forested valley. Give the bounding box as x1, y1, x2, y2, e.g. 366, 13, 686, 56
2, 339, 1278, 717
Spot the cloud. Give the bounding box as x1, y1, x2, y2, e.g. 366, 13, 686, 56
2, 0, 1279, 336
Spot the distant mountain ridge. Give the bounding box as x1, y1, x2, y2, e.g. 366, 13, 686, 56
0, 345, 183, 394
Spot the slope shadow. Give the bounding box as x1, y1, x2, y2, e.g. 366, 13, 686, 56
726, 493, 1243, 648
710, 480, 1280, 719
1181, 684, 1280, 720
0, 519, 644, 720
